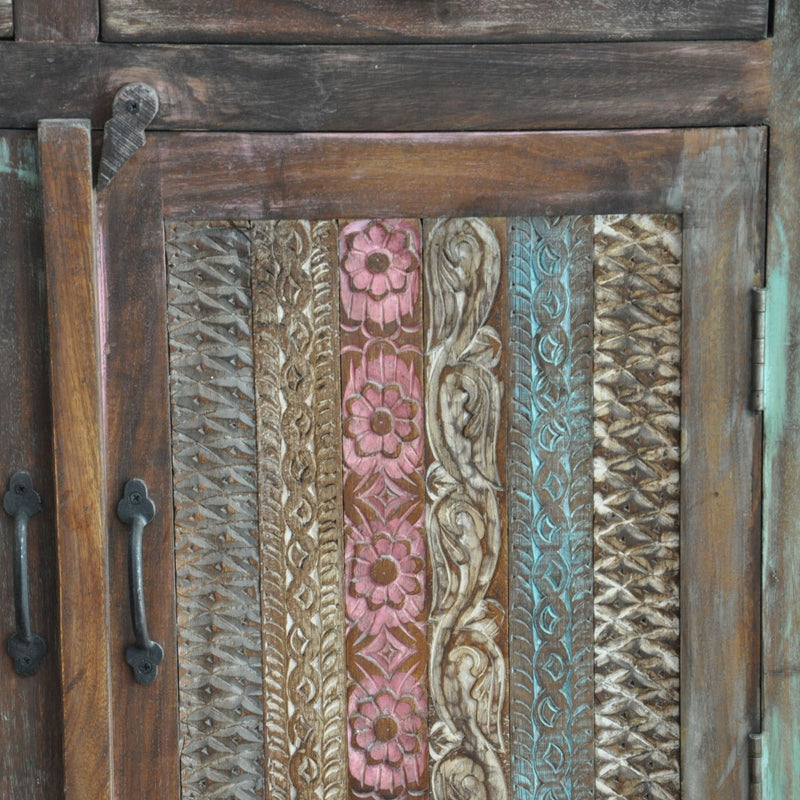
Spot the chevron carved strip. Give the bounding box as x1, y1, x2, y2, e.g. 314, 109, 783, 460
339, 219, 428, 799
508, 217, 594, 800
165, 220, 266, 799
593, 214, 681, 800
424, 217, 509, 800
251, 219, 347, 800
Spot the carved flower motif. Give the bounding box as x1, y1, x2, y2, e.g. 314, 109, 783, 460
340, 220, 420, 326
348, 530, 424, 633
343, 352, 422, 479
349, 676, 426, 792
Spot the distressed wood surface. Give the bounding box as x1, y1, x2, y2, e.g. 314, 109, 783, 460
97, 147, 180, 800
424, 218, 509, 800
0, 133, 63, 799
0, 1, 11, 36
251, 220, 348, 800
38, 119, 112, 800
507, 216, 594, 800
156, 131, 688, 221
680, 128, 765, 797
763, 0, 800, 795
340, 220, 428, 798
165, 221, 266, 797
100, 0, 768, 42
593, 215, 682, 800
0, 41, 771, 132
13, 0, 97, 40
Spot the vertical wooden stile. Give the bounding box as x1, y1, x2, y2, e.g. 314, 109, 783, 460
680, 127, 765, 797
763, 0, 800, 795
0, 132, 64, 800
98, 146, 180, 798
38, 119, 113, 800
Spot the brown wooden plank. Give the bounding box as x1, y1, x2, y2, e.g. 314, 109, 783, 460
0, 41, 771, 132
14, 0, 97, 41
0, 132, 63, 800
763, 0, 800, 794
680, 127, 765, 797
97, 146, 180, 798
100, 0, 768, 42
38, 119, 112, 800
157, 131, 687, 221
0, 0, 12, 37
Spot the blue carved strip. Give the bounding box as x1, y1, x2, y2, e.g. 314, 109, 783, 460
508, 216, 594, 800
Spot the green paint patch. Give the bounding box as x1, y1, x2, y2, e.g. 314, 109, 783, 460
0, 138, 39, 186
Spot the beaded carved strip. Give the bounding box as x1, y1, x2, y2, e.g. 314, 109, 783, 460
593, 214, 681, 800
424, 217, 509, 800
251, 220, 347, 800
166, 221, 266, 799
508, 217, 594, 800
339, 220, 428, 799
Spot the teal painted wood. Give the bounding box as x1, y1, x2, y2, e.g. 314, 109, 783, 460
764, 0, 800, 795
508, 216, 594, 800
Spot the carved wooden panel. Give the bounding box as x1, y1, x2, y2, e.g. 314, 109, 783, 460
164, 214, 683, 800
508, 217, 595, 800
165, 221, 266, 797
424, 217, 510, 800
251, 220, 348, 800
339, 220, 428, 798
593, 214, 682, 800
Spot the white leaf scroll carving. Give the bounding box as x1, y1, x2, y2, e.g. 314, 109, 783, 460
424, 218, 508, 800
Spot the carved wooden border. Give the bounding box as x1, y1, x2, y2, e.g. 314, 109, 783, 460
165, 220, 266, 797
593, 214, 682, 799
424, 217, 509, 800
508, 216, 594, 800
339, 220, 428, 799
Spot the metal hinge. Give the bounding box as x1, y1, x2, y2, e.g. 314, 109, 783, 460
750, 732, 763, 800
751, 287, 766, 412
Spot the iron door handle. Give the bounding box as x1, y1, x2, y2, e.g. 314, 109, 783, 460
117, 479, 163, 685
3, 471, 46, 677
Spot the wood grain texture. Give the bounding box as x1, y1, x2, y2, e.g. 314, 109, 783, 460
0, 132, 63, 800
763, 0, 800, 795
0, 1, 11, 37
97, 146, 180, 800
156, 131, 688, 221
680, 127, 765, 798
99, 0, 768, 42
165, 221, 266, 798
0, 41, 771, 132
507, 216, 594, 800
593, 215, 682, 800
339, 220, 427, 798
14, 0, 97, 40
424, 218, 509, 800
38, 119, 112, 800
251, 220, 347, 800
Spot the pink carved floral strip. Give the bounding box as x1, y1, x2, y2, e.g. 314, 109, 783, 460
340, 219, 427, 798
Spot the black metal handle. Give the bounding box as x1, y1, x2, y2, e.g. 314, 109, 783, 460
3, 471, 46, 677
117, 479, 163, 685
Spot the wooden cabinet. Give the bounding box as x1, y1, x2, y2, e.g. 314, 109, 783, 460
1, 1, 798, 799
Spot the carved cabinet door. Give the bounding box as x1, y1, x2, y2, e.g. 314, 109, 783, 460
23, 123, 764, 800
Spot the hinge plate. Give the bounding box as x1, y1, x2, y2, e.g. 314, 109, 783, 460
752, 287, 766, 412
750, 732, 763, 800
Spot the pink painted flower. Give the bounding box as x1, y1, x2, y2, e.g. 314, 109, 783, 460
348, 533, 424, 633
349, 676, 427, 792
340, 220, 421, 326
343, 353, 423, 479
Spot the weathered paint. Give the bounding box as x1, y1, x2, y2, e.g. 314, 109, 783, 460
507, 216, 594, 800
763, 0, 800, 795
0, 138, 39, 185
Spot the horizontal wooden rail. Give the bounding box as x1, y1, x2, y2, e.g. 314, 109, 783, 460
0, 40, 770, 132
